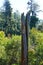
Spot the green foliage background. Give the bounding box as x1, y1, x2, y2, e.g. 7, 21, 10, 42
28, 28, 43, 65
0, 31, 21, 65
0, 28, 43, 65
0, 0, 43, 65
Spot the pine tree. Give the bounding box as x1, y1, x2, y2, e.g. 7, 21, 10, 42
27, 0, 39, 16
27, 0, 39, 29
4, 0, 12, 35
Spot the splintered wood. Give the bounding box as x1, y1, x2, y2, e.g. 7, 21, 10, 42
21, 12, 30, 65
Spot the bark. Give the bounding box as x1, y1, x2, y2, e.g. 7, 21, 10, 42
21, 13, 28, 65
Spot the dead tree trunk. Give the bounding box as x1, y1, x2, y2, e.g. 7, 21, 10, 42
25, 12, 30, 40
21, 13, 28, 65
25, 12, 30, 65
21, 11, 30, 65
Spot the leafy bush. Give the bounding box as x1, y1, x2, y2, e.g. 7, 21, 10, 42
0, 28, 43, 65
28, 28, 43, 65
0, 31, 21, 65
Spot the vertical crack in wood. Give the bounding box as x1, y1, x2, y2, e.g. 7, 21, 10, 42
21, 12, 30, 65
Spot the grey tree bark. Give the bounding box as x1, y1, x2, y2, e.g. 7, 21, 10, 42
21, 13, 28, 65
21, 12, 30, 65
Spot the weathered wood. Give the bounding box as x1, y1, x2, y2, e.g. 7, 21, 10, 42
25, 12, 30, 65
21, 11, 31, 65
21, 13, 28, 65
